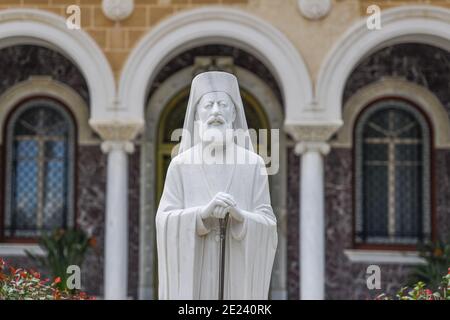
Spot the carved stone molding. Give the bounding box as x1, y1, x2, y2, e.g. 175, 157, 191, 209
102, 0, 134, 22
294, 141, 330, 156
89, 119, 143, 144
298, 0, 332, 20
284, 122, 341, 143
101, 140, 135, 154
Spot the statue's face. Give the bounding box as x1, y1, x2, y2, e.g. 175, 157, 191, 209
196, 91, 236, 131
195, 91, 236, 146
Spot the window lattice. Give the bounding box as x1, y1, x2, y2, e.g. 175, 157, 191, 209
355, 100, 431, 245
4, 99, 75, 239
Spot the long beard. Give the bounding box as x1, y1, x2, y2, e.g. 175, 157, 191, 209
198, 122, 234, 146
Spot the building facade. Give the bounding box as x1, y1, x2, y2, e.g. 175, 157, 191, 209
0, 0, 449, 300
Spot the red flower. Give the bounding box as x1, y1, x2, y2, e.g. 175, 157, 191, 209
88, 237, 97, 248
53, 277, 61, 285
448, 267, 450, 275
53, 290, 61, 300
39, 277, 50, 286
424, 289, 433, 295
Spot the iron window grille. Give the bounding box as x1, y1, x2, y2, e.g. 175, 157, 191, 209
3, 98, 75, 239
355, 99, 431, 245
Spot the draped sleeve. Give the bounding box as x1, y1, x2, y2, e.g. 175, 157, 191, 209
156, 158, 202, 299
227, 154, 278, 299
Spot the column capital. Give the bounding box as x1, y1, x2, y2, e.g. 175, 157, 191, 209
294, 141, 330, 156
284, 121, 341, 143
101, 140, 135, 154
89, 119, 144, 142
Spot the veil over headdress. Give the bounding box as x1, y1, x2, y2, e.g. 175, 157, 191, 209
177, 71, 255, 155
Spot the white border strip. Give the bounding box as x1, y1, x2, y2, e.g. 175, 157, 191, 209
0, 244, 45, 257
344, 249, 426, 265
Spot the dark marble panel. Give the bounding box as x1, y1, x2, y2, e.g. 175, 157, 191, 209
128, 147, 140, 299
0, 45, 89, 104
343, 44, 450, 115
436, 150, 450, 241
287, 147, 300, 300
76, 146, 106, 296
324, 148, 353, 297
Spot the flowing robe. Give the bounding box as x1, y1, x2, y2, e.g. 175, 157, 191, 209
156, 144, 278, 299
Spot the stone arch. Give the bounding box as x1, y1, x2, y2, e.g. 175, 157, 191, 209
0, 8, 115, 123
317, 5, 450, 123
334, 78, 450, 149
119, 6, 313, 125
0, 76, 96, 145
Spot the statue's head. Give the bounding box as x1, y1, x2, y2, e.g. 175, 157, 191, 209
195, 91, 236, 140
195, 91, 236, 146
178, 71, 253, 153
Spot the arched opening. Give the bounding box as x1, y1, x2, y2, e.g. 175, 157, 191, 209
327, 38, 450, 298
0, 42, 102, 296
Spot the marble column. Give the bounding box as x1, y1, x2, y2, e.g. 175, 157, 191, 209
89, 120, 143, 300
101, 140, 134, 300
285, 122, 340, 300
295, 142, 330, 300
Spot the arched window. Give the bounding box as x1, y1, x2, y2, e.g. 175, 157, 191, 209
355, 99, 431, 246
3, 98, 75, 240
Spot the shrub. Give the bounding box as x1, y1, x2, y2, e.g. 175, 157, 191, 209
26, 228, 96, 291
409, 238, 450, 290
0, 258, 94, 300
376, 268, 449, 300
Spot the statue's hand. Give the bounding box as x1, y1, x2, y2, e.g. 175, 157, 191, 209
212, 206, 228, 219
214, 193, 244, 222
199, 192, 235, 220
215, 192, 236, 208
228, 205, 244, 222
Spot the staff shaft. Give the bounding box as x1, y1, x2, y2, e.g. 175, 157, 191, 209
218, 213, 229, 300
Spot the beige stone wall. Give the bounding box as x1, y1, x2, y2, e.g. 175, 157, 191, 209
0, 0, 447, 82
359, 0, 450, 14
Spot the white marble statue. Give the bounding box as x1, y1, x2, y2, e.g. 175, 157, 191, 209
156, 71, 277, 300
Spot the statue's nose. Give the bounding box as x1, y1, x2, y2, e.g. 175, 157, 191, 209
212, 102, 221, 115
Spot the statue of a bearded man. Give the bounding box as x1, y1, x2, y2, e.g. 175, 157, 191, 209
156, 71, 277, 300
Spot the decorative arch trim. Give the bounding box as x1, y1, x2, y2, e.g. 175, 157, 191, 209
334, 78, 450, 149
0, 77, 97, 145
119, 6, 312, 125
317, 5, 450, 124
0, 8, 115, 123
